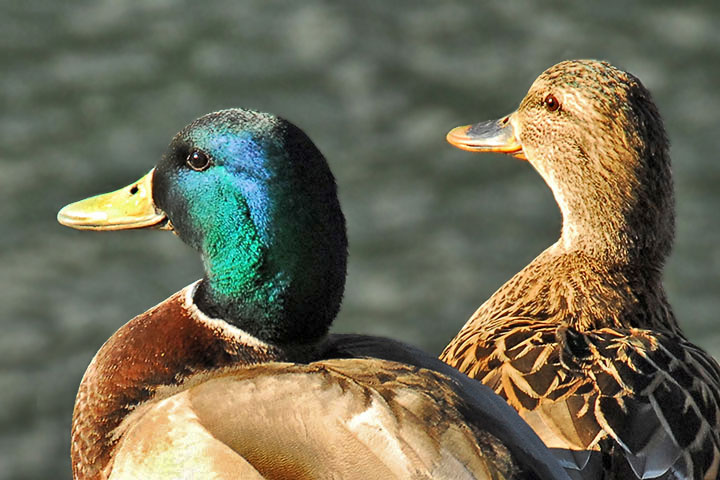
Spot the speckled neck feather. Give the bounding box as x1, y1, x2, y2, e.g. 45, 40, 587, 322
471, 247, 676, 334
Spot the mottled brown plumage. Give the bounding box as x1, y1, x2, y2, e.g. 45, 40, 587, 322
441, 60, 720, 479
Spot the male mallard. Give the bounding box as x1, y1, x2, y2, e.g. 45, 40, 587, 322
58, 109, 569, 480
440, 60, 720, 479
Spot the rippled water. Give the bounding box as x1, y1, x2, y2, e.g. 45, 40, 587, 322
2, 1, 720, 478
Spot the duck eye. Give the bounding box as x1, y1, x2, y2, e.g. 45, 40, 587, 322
186, 151, 211, 171
543, 94, 561, 112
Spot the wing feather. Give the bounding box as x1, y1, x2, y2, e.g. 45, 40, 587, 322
442, 320, 720, 479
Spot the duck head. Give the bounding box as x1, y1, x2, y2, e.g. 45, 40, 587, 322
448, 60, 674, 266
59, 109, 348, 345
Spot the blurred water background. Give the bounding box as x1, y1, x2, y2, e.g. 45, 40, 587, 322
2, 1, 720, 478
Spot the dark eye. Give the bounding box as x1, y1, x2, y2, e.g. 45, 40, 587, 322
186, 151, 211, 171
544, 94, 561, 112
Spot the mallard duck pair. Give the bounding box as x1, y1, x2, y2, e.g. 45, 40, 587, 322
58, 59, 720, 480
59, 109, 567, 479
441, 60, 720, 479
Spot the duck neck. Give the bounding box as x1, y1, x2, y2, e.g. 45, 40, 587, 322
550, 149, 675, 272
194, 222, 288, 341
485, 143, 679, 333
190, 178, 347, 347
556, 194, 668, 267
548, 183, 677, 332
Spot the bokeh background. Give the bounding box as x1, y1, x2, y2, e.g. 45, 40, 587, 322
3, 1, 720, 478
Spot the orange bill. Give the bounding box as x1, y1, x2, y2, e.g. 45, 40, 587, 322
446, 115, 526, 160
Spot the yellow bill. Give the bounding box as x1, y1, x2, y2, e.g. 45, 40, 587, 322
57, 169, 171, 231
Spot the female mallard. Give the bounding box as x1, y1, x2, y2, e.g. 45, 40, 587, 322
58, 109, 569, 480
440, 60, 720, 480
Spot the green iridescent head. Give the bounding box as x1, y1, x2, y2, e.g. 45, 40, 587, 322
59, 109, 348, 345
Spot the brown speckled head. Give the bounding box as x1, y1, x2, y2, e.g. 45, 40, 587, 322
515, 60, 673, 261
450, 60, 674, 266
